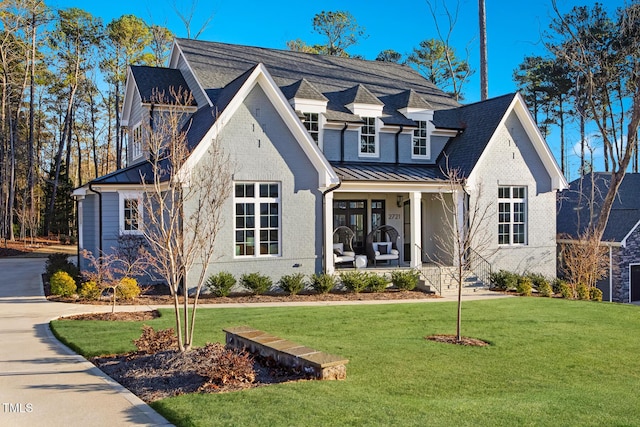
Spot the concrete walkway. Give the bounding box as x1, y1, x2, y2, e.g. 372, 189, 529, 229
0, 257, 172, 427
0, 251, 510, 426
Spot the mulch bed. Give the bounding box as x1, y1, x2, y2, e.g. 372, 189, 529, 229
60, 310, 161, 321
47, 288, 439, 306
426, 334, 490, 347
93, 347, 310, 402
0, 238, 72, 257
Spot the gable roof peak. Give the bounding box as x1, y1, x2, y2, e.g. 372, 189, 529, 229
344, 84, 383, 106
281, 78, 328, 102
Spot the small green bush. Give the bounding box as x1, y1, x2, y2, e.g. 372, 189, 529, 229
78, 280, 102, 300
45, 253, 79, 282
241, 273, 272, 295
50, 270, 77, 297
278, 273, 306, 295
527, 273, 550, 290
559, 281, 573, 299
310, 273, 335, 294
576, 283, 590, 300
516, 277, 533, 296
391, 270, 419, 291
489, 270, 518, 291
590, 287, 603, 302
206, 271, 236, 297
537, 281, 554, 297
117, 277, 141, 300
340, 271, 369, 293
367, 274, 389, 293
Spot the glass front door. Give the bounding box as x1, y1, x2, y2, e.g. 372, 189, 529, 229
333, 200, 367, 254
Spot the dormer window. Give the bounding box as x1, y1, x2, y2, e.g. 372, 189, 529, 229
360, 117, 377, 156
131, 124, 143, 160
303, 112, 320, 144
412, 120, 429, 158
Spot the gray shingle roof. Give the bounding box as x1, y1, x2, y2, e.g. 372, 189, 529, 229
174, 38, 460, 125
557, 172, 640, 242
129, 65, 196, 105
281, 78, 328, 102
435, 93, 516, 177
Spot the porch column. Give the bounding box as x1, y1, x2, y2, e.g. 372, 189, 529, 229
410, 191, 422, 268
325, 191, 335, 275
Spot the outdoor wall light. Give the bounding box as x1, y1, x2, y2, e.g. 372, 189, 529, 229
396, 195, 403, 208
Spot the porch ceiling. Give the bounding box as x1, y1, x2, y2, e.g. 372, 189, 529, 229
331, 162, 446, 183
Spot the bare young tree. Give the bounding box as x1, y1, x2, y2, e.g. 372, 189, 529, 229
172, 0, 214, 40
81, 238, 148, 313
424, 0, 474, 101
140, 88, 231, 353
430, 165, 493, 342
559, 231, 609, 295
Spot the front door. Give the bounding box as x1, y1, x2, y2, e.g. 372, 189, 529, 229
334, 200, 367, 254
631, 265, 640, 302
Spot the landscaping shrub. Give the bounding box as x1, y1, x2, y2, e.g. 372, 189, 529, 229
50, 270, 77, 297
78, 280, 102, 301
241, 273, 272, 295
195, 343, 255, 387
516, 277, 533, 296
489, 270, 518, 291
559, 281, 573, 299
310, 273, 335, 294
576, 283, 590, 300
391, 270, 419, 291
45, 253, 79, 282
590, 287, 603, 302
116, 277, 141, 300
340, 271, 369, 293
134, 325, 178, 354
537, 281, 554, 297
367, 273, 389, 293
527, 273, 550, 290
278, 273, 306, 295
206, 271, 236, 297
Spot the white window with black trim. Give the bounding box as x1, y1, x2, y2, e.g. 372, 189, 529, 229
303, 112, 320, 144
360, 117, 377, 156
412, 120, 430, 158
119, 191, 143, 235
498, 186, 527, 245
235, 182, 281, 257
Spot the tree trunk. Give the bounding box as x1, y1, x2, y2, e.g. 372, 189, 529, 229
478, 0, 488, 100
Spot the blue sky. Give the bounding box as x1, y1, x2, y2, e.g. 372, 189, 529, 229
52, 0, 625, 179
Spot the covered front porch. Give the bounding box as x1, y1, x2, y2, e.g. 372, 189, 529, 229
323, 181, 464, 275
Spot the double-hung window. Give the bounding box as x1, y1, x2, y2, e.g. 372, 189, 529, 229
131, 124, 143, 160
360, 117, 377, 156
119, 192, 143, 235
498, 186, 527, 245
303, 112, 319, 144
412, 120, 429, 158
235, 182, 280, 257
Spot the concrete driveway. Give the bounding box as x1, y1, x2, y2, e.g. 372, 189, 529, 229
0, 257, 171, 427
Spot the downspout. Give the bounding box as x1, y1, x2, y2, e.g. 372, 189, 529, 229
322, 180, 342, 273
340, 123, 348, 163
88, 183, 103, 263
395, 125, 403, 164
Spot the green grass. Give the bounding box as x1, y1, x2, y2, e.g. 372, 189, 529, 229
50, 298, 640, 426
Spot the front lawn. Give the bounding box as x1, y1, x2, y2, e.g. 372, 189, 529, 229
51, 298, 640, 426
